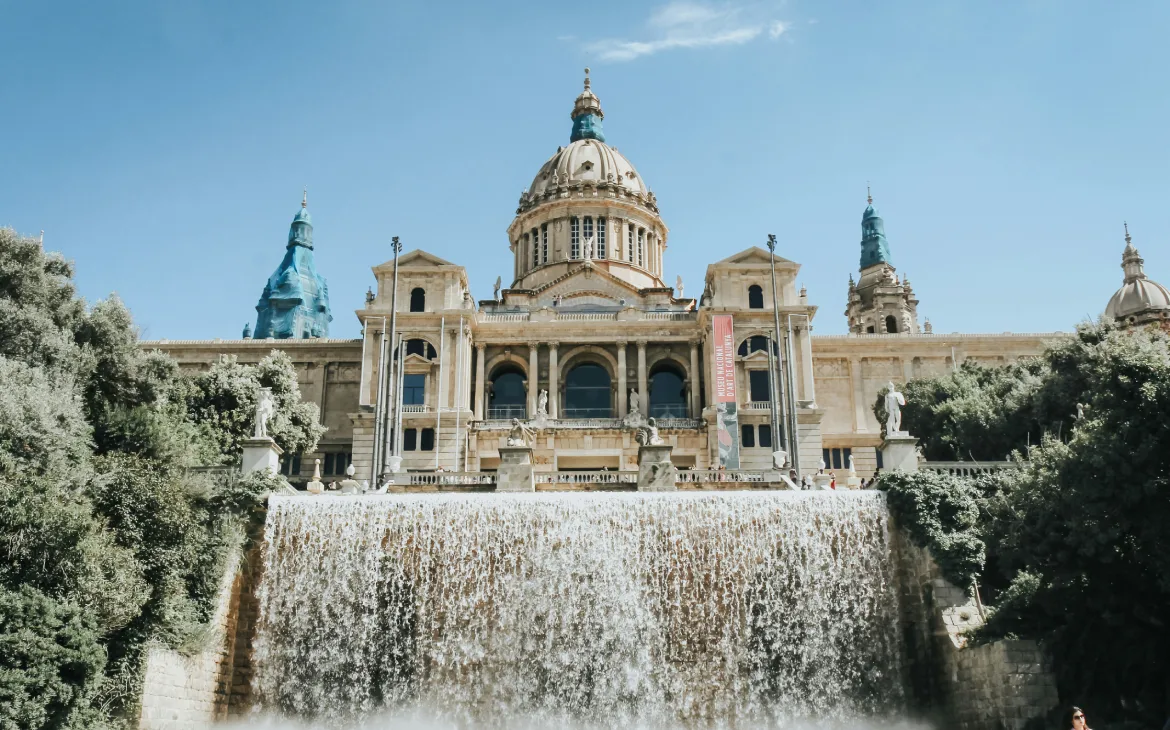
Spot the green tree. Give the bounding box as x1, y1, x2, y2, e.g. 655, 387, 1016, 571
187, 350, 325, 462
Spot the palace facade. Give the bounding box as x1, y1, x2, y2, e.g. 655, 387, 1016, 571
144, 72, 1168, 485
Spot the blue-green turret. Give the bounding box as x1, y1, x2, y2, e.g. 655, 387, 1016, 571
569, 67, 606, 143
253, 191, 333, 339
859, 189, 892, 270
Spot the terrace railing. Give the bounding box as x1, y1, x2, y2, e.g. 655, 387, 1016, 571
919, 461, 1019, 477
535, 471, 638, 486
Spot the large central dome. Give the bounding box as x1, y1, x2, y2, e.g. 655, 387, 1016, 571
506, 70, 668, 294
527, 139, 649, 198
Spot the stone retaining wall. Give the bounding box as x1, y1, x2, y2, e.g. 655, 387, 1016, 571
895, 529, 1059, 729
138, 526, 266, 729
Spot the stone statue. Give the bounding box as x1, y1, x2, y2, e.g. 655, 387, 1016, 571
676, 275, 684, 298
818, 457, 826, 473
583, 237, 593, 260
629, 389, 641, 416
253, 388, 275, 439
636, 417, 664, 446
848, 454, 857, 477
885, 381, 906, 434
537, 389, 548, 417
1075, 403, 1085, 421
493, 276, 502, 301
772, 449, 787, 470
507, 418, 534, 447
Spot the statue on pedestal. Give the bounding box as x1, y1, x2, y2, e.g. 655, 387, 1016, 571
253, 388, 275, 439
537, 389, 548, 417
884, 381, 906, 434
676, 275, 684, 299
493, 276, 502, 302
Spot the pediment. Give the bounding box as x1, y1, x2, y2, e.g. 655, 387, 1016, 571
535, 262, 645, 302
374, 249, 456, 272
715, 246, 796, 266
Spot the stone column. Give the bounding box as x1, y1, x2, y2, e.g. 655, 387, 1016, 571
548, 341, 559, 419
636, 340, 649, 415
849, 356, 869, 432
527, 342, 539, 418
617, 341, 628, 417
688, 339, 700, 417
799, 324, 816, 406
901, 356, 915, 384
474, 343, 486, 420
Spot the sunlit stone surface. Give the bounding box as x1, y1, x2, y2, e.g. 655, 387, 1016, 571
251, 492, 905, 728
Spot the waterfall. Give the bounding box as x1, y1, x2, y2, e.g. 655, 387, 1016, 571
251, 491, 905, 728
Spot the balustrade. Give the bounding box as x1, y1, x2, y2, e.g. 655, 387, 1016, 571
535, 471, 638, 485
403, 472, 497, 486
919, 461, 1018, 477
677, 469, 768, 484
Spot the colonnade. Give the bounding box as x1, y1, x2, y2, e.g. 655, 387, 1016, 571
471, 340, 703, 421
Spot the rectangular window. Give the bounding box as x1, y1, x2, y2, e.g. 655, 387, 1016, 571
741, 424, 755, 448
280, 453, 302, 477
529, 232, 537, 267
323, 452, 353, 476
402, 374, 425, 405
570, 217, 580, 259
758, 424, 773, 448
637, 228, 645, 267
542, 224, 549, 263
627, 223, 634, 261
324, 453, 335, 475
420, 428, 435, 451
876, 448, 884, 469
404, 428, 418, 451
843, 447, 852, 468
822, 448, 831, 470
748, 370, 771, 402
597, 217, 606, 258
583, 216, 593, 257
831, 448, 843, 470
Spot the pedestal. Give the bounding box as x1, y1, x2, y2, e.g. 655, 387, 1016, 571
881, 433, 920, 473
242, 437, 282, 476
496, 446, 535, 492
637, 444, 677, 492
846, 476, 863, 489
813, 473, 833, 490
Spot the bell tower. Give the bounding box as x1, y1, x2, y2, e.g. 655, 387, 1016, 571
844, 188, 920, 334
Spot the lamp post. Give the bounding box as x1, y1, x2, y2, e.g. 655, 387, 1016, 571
766, 234, 800, 475
379, 236, 403, 479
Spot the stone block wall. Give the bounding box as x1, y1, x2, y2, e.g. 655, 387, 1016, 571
138, 525, 267, 728
895, 528, 1058, 729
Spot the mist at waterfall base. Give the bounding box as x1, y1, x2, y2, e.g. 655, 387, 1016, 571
250, 492, 915, 729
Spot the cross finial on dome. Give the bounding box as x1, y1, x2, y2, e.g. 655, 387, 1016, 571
584, 67, 591, 91
302, 187, 308, 208
1124, 221, 1131, 245
867, 183, 873, 206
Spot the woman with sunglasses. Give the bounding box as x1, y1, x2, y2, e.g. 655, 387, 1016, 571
1067, 707, 1090, 730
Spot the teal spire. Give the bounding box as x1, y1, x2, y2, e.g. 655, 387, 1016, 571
570, 67, 606, 143
253, 191, 333, 339
859, 186, 893, 269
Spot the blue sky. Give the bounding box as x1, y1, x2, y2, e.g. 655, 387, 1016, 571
3, 0, 1168, 339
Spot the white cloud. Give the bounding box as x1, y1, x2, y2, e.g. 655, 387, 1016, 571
586, 1, 789, 62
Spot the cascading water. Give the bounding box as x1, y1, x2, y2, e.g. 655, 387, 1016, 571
250, 491, 906, 728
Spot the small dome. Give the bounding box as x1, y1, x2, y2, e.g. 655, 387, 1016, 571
1105, 226, 1170, 321
293, 206, 312, 225
1106, 278, 1170, 320
527, 138, 649, 198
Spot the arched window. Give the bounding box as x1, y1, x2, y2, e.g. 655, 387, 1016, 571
748, 285, 764, 309
737, 335, 778, 357
649, 363, 687, 418
885, 315, 898, 334
564, 363, 612, 418
570, 217, 581, 259
409, 287, 425, 312
488, 364, 526, 419
405, 338, 437, 359
597, 217, 607, 258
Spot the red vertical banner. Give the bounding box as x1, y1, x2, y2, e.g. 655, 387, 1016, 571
711, 315, 741, 468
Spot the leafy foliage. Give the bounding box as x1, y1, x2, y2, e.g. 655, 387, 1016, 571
883, 321, 1170, 725
0, 586, 110, 730
187, 350, 325, 462
0, 228, 303, 728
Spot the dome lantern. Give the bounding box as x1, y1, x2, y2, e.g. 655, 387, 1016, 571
570, 67, 606, 143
